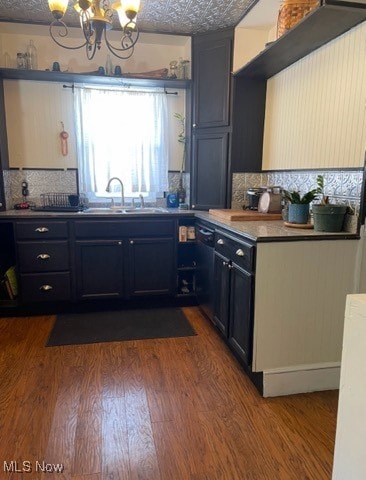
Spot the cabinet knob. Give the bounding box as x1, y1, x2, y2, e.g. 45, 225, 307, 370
223, 261, 228, 267
228, 264, 233, 269
39, 284, 53, 291
217, 239, 224, 245
37, 253, 50, 260
35, 227, 49, 233
193, 123, 197, 128
130, 240, 134, 245
235, 249, 245, 257
192, 205, 195, 209
118, 241, 122, 245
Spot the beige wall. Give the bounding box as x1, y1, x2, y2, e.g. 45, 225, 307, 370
233, 27, 270, 73
1, 23, 189, 171
262, 21, 366, 170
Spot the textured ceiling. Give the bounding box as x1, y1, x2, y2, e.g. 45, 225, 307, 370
0, 0, 260, 35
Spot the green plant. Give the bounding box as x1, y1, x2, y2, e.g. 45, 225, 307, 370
316, 174, 329, 205
283, 188, 319, 204
174, 112, 186, 175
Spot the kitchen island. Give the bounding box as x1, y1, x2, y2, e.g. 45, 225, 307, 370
0, 208, 361, 396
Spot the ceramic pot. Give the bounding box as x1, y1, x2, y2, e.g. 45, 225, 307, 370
312, 205, 347, 232
288, 203, 310, 224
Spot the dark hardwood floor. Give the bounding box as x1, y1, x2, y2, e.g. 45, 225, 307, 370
0, 306, 338, 479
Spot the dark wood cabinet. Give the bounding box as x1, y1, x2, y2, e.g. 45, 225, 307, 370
128, 237, 175, 296
191, 131, 229, 210
75, 240, 124, 299
73, 218, 176, 300
213, 230, 255, 367
15, 220, 71, 303
193, 31, 232, 129
191, 29, 233, 210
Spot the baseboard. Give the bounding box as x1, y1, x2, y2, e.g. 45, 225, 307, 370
262, 362, 341, 397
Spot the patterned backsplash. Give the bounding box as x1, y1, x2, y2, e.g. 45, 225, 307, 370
232, 169, 363, 213
4, 168, 190, 209
4, 167, 363, 213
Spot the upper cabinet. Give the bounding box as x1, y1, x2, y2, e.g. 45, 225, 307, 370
191, 29, 233, 210
192, 30, 232, 129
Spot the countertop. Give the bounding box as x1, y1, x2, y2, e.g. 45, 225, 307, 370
0, 208, 359, 243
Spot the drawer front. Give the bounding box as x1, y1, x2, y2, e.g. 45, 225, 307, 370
20, 272, 71, 302
215, 231, 254, 272
16, 221, 68, 240
17, 241, 69, 273
74, 219, 175, 238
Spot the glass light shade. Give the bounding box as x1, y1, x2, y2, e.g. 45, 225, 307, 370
113, 3, 137, 28
48, 0, 69, 15
122, 0, 140, 14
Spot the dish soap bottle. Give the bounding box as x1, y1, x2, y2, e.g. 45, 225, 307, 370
26, 40, 38, 70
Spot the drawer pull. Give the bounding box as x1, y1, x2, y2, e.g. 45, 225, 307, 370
37, 254, 50, 260
39, 284, 53, 291
236, 249, 245, 257
35, 227, 49, 233
217, 239, 224, 245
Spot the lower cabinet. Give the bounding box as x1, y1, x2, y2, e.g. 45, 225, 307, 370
128, 237, 175, 296
213, 230, 255, 367
75, 240, 125, 299
73, 219, 176, 300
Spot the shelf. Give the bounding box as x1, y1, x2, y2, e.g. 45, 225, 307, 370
0, 68, 192, 89
178, 240, 196, 245
235, 1, 366, 80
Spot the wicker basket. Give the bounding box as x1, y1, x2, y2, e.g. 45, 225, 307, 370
277, 0, 320, 38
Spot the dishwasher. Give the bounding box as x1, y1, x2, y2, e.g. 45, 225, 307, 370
195, 222, 215, 321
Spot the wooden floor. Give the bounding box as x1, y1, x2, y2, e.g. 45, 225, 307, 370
0, 306, 338, 480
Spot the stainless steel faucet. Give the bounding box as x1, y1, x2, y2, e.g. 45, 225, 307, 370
105, 177, 125, 207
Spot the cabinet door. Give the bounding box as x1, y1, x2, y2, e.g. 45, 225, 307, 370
228, 263, 254, 367
193, 30, 233, 129
191, 131, 229, 210
75, 240, 124, 299
213, 252, 230, 336
128, 237, 175, 296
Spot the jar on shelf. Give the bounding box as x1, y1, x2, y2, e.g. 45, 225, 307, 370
16, 53, 26, 69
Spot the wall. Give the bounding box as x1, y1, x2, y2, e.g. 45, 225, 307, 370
332, 294, 366, 479
262, 21, 366, 170
0, 23, 191, 76
0, 22, 190, 206
233, 27, 269, 73
3, 79, 186, 171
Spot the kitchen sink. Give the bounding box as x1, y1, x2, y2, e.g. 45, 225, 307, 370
82, 207, 168, 214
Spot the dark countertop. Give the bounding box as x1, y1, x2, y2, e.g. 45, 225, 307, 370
0, 208, 359, 243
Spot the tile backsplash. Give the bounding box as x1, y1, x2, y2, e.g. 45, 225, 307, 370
4, 169, 190, 209
232, 169, 363, 213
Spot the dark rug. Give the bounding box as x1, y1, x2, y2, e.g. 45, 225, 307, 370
46, 307, 196, 346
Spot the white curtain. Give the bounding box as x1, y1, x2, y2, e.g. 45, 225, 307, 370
74, 85, 169, 199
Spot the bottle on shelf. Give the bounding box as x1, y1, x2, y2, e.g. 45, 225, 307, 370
26, 40, 38, 70
105, 54, 113, 76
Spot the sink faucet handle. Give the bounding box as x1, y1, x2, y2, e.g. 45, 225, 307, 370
139, 194, 145, 208
111, 198, 115, 208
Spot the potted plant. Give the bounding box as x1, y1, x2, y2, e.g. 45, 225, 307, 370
312, 175, 347, 232
283, 188, 318, 224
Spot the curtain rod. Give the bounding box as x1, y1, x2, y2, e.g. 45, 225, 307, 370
62, 84, 179, 96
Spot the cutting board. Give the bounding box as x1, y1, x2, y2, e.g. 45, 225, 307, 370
209, 209, 282, 221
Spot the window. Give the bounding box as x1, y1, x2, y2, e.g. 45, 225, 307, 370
74, 85, 169, 202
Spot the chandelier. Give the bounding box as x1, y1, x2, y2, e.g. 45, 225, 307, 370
47, 0, 140, 60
